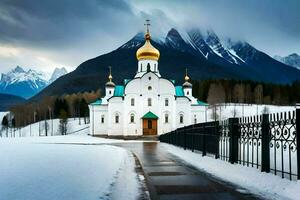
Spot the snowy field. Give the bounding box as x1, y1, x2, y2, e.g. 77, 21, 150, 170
206, 104, 295, 122
0, 118, 90, 137
0, 125, 141, 200
163, 143, 300, 200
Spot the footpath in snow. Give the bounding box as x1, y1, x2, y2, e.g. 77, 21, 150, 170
163, 143, 300, 200
0, 127, 141, 200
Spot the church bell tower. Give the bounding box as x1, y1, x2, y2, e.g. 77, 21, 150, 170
135, 19, 160, 78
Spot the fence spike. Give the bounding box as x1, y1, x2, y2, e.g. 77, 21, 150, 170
284, 112, 287, 120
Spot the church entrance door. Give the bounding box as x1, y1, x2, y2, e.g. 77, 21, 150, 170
143, 119, 157, 135
142, 111, 158, 135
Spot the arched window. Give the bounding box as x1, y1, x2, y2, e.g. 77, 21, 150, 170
179, 114, 184, 124
147, 63, 151, 71
165, 98, 169, 106
109, 90, 112, 95
130, 114, 135, 123
115, 114, 119, 124
194, 115, 197, 124
101, 115, 105, 123
148, 86, 152, 90
154, 64, 157, 71
187, 91, 189, 95
140, 63, 142, 71
165, 114, 169, 123
131, 98, 135, 106
148, 98, 152, 106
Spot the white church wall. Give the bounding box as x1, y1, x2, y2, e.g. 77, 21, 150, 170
107, 97, 124, 136
191, 105, 207, 124
89, 105, 108, 135
135, 60, 159, 78
176, 97, 192, 128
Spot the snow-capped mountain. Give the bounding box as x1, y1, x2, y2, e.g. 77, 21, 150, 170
0, 66, 68, 99
32, 28, 300, 101
274, 53, 300, 70
49, 67, 67, 83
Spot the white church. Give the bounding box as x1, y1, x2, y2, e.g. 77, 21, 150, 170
89, 23, 208, 136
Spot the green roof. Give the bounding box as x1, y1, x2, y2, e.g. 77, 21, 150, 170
113, 85, 124, 97
91, 99, 102, 105
197, 100, 209, 106
142, 111, 158, 119
175, 86, 184, 96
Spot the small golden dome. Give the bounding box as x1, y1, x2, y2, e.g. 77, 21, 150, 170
136, 32, 160, 61
184, 75, 190, 82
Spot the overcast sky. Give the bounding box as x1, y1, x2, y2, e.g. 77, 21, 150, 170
0, 0, 299, 74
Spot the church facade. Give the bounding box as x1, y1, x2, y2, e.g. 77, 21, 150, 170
89, 25, 208, 136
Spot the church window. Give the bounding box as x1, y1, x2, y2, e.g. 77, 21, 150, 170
115, 114, 119, 123
165, 98, 169, 106
148, 86, 152, 91
148, 76, 151, 80
165, 114, 169, 123
154, 64, 157, 71
194, 115, 197, 124
131, 98, 135, 106
148, 120, 152, 129
140, 63, 142, 71
109, 90, 112, 95
147, 63, 151, 71
130, 114, 135, 123
148, 98, 152, 106
187, 91, 189, 95
101, 115, 105, 123
179, 114, 184, 124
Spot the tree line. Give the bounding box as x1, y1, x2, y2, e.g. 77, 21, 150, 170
192, 79, 300, 105
9, 90, 100, 128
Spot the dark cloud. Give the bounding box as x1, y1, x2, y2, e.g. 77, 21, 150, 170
0, 0, 137, 47
0, 0, 299, 73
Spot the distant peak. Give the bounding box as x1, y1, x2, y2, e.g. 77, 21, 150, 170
288, 53, 300, 58
49, 67, 68, 83
166, 28, 180, 37
12, 66, 25, 73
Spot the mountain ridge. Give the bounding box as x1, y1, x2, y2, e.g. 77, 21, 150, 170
274, 53, 300, 70
30, 28, 300, 101
0, 66, 67, 99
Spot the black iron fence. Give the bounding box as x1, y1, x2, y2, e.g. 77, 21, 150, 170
159, 108, 300, 180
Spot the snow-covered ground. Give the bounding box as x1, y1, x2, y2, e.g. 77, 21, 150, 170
206, 104, 295, 122
0, 118, 89, 137
163, 143, 300, 200
0, 124, 141, 200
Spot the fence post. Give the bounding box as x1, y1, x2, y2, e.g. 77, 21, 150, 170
296, 108, 300, 180
215, 121, 220, 159
202, 123, 207, 156
229, 118, 239, 164
184, 128, 187, 150
261, 114, 270, 173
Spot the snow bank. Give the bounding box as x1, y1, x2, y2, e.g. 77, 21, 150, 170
163, 143, 300, 200
0, 138, 139, 200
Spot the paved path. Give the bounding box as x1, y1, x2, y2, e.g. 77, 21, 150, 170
114, 142, 263, 200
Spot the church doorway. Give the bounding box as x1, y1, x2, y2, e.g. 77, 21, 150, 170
142, 111, 158, 135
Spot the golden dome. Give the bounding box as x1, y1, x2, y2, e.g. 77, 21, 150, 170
136, 33, 160, 61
